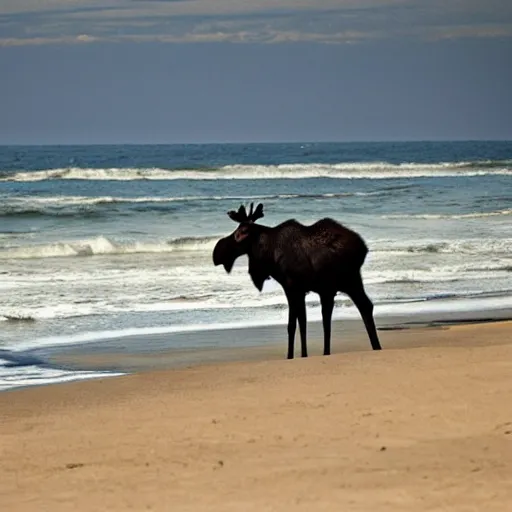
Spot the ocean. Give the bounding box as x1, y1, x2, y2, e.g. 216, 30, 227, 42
1, 141, 511, 390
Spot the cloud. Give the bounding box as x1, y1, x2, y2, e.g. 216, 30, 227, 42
0, 35, 97, 46
0, 0, 511, 46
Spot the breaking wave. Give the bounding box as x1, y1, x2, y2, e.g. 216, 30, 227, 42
0, 314, 36, 323
0, 235, 220, 260
1, 160, 511, 182
373, 238, 512, 255
0, 191, 387, 218
382, 209, 512, 220
2, 234, 511, 260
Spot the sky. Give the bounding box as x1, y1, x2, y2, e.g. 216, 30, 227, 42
1, 0, 511, 144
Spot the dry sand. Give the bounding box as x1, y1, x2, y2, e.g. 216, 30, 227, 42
1, 321, 512, 511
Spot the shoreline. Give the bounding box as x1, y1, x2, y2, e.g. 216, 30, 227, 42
1, 320, 511, 510
47, 312, 512, 373
2, 306, 511, 392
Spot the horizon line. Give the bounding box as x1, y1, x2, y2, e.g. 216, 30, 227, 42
1, 138, 511, 147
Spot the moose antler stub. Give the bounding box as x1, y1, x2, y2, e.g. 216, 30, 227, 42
227, 203, 264, 223
251, 203, 264, 222
227, 205, 248, 223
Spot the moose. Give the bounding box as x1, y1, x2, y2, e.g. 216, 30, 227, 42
212, 203, 382, 359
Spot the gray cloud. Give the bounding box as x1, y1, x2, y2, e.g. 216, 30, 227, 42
1, 0, 511, 46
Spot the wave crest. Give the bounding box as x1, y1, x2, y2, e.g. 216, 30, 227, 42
373, 238, 512, 255
1, 160, 511, 182
0, 235, 220, 260
3, 235, 511, 260
0, 191, 396, 218
382, 209, 512, 220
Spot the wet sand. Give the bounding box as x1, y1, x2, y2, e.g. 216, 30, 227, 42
1, 320, 512, 511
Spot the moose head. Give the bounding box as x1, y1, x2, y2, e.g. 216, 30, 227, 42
212, 203, 264, 273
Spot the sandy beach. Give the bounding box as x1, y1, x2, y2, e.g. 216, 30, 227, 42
1, 320, 512, 511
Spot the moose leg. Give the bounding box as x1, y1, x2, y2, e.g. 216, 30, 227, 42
346, 276, 382, 351
296, 295, 308, 358
285, 290, 307, 359
286, 298, 297, 359
320, 293, 335, 356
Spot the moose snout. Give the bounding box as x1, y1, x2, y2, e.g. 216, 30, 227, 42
213, 236, 236, 273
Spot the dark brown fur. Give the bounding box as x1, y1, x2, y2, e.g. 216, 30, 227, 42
213, 204, 381, 359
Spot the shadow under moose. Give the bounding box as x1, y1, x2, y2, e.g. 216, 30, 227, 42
213, 203, 382, 359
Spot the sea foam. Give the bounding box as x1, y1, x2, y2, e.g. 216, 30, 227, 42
2, 235, 511, 260
0, 235, 220, 259
1, 160, 511, 182
0, 191, 388, 217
